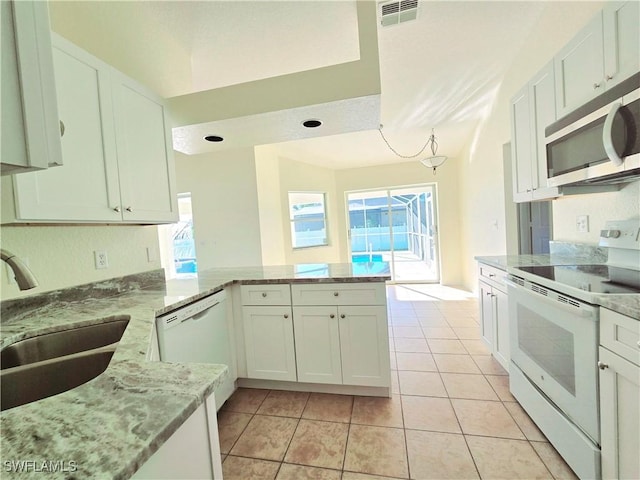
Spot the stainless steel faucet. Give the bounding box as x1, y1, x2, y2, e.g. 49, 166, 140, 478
0, 249, 38, 290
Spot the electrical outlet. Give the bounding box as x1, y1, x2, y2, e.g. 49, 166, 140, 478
94, 250, 109, 269
576, 215, 589, 233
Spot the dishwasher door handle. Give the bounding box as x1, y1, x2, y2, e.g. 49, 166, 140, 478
187, 301, 221, 322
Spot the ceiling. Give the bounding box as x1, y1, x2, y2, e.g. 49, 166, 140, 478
50, 1, 548, 170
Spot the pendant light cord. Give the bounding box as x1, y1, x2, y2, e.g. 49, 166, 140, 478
378, 127, 438, 159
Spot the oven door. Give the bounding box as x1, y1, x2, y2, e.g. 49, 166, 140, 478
507, 277, 600, 442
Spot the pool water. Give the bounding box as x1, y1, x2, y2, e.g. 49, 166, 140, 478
352, 254, 383, 263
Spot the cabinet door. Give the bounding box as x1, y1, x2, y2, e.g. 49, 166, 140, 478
599, 347, 640, 480
1, 1, 61, 175
529, 61, 556, 192
603, 1, 640, 90
338, 305, 390, 387
479, 282, 494, 348
554, 12, 605, 117
510, 85, 533, 202
293, 306, 342, 384
242, 306, 296, 381
111, 71, 178, 223
493, 288, 510, 370
12, 35, 122, 222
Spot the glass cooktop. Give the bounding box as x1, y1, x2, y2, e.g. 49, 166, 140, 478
516, 264, 640, 295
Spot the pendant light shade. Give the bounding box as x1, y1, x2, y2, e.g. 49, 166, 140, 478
378, 126, 448, 174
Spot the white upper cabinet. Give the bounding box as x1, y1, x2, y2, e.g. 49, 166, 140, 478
555, 1, 639, 118
603, 1, 640, 91
4, 34, 178, 224
1, 1, 62, 175
510, 61, 559, 203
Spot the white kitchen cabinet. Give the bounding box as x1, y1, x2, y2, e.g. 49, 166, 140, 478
3, 34, 178, 224
291, 283, 390, 388
1, 0, 62, 175
478, 263, 509, 370
555, 2, 639, 117
242, 304, 297, 382
133, 393, 222, 479
599, 308, 640, 480
510, 61, 560, 203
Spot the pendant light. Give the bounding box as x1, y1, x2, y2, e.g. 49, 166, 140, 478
378, 126, 448, 174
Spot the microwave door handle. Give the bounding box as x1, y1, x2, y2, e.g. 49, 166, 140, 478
603, 101, 624, 167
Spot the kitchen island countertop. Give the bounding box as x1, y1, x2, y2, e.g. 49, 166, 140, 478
0, 263, 390, 479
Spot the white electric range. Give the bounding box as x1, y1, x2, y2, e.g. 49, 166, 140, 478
506, 219, 639, 480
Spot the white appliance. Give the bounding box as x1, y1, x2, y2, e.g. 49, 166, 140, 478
156, 289, 235, 408
545, 74, 640, 187
507, 219, 640, 480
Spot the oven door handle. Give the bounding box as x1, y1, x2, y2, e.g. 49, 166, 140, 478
505, 279, 597, 318
603, 101, 624, 167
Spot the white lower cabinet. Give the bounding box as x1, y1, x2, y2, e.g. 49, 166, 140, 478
242, 305, 297, 382
599, 308, 640, 480
133, 394, 222, 479
478, 263, 509, 370
239, 282, 391, 390
293, 304, 389, 387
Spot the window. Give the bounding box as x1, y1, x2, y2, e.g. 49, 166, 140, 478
158, 193, 197, 278
288, 192, 328, 248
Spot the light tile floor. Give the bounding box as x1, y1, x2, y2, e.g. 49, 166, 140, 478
218, 285, 579, 479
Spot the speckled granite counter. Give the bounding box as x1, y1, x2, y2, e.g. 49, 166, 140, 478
0, 263, 390, 479
475, 255, 639, 319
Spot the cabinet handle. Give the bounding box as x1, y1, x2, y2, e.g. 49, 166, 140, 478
340, 314, 345, 319
593, 82, 601, 89
330, 314, 335, 319
488, 274, 495, 278
636, 340, 640, 348
126, 206, 133, 212
333, 292, 339, 297
605, 74, 614, 81
59, 120, 65, 137
597, 361, 608, 370
113, 206, 121, 212
485, 292, 492, 296
262, 292, 267, 298
284, 314, 289, 319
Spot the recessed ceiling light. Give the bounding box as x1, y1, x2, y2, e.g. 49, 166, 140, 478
302, 119, 322, 128
204, 135, 224, 142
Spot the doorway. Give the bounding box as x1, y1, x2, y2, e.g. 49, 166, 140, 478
346, 185, 440, 283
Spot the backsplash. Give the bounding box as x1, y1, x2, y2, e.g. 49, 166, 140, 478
549, 241, 607, 262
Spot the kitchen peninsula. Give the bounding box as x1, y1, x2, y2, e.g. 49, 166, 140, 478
0, 263, 390, 479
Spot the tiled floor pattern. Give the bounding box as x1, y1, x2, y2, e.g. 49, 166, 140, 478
218, 284, 578, 479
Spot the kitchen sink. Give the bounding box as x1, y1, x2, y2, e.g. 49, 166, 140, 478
0, 317, 129, 411
1, 317, 129, 369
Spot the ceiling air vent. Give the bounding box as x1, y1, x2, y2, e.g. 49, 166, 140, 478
379, 0, 418, 27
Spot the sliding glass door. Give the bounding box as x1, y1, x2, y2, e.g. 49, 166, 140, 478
346, 185, 439, 283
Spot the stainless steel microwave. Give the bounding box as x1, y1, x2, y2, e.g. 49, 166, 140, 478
545, 73, 640, 187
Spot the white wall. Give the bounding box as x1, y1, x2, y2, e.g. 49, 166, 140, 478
174, 149, 263, 269
335, 159, 464, 286
458, 1, 605, 290
0, 225, 160, 300
552, 181, 640, 243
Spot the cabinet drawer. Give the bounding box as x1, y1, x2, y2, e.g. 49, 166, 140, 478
478, 263, 506, 288
241, 284, 291, 306
600, 308, 640, 367
291, 283, 386, 306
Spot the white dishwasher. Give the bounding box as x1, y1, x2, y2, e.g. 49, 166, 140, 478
156, 289, 235, 408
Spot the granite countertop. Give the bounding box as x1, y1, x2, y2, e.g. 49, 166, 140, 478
475, 255, 640, 320
0, 263, 390, 479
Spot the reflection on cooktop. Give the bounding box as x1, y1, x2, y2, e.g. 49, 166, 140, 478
516, 264, 640, 294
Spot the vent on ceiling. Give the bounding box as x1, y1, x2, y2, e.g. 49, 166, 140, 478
379, 0, 418, 27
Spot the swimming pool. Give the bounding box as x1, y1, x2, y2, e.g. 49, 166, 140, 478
352, 254, 383, 263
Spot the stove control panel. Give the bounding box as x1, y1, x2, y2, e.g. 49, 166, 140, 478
599, 220, 640, 250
